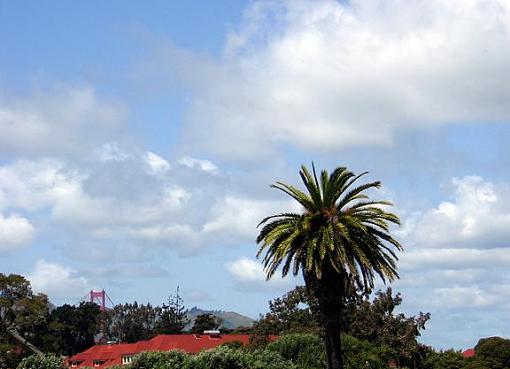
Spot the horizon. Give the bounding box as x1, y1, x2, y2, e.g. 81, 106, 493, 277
1, 0, 510, 351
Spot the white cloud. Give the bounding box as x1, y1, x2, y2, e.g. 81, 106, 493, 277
225, 257, 296, 291
203, 195, 300, 239
169, 0, 510, 159
27, 259, 91, 301
401, 176, 510, 248
178, 157, 218, 174
400, 248, 510, 271
0, 213, 35, 253
0, 159, 82, 211
0, 155, 294, 258
0, 85, 124, 157
97, 142, 131, 162
145, 151, 171, 174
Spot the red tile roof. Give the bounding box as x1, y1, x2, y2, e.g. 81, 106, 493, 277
67, 334, 250, 368
463, 348, 475, 358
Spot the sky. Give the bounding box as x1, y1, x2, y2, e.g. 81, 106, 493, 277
1, 0, 510, 350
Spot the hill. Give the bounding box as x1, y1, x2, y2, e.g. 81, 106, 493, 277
186, 307, 254, 330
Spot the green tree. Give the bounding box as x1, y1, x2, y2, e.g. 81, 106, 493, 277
155, 288, 189, 334
468, 336, 510, 369
106, 302, 159, 343
347, 288, 430, 367
40, 302, 102, 356
420, 349, 465, 369
256, 165, 402, 369
191, 314, 222, 333
0, 274, 49, 368
252, 286, 320, 338
16, 354, 65, 369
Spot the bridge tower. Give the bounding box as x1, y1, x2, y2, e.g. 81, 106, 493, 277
89, 290, 106, 311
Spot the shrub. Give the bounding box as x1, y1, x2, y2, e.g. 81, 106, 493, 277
342, 335, 390, 369
185, 346, 248, 369
247, 349, 298, 369
16, 354, 65, 369
420, 350, 465, 369
266, 333, 325, 369
185, 346, 296, 369
130, 350, 189, 369
219, 340, 245, 350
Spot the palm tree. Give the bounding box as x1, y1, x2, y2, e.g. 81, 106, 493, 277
256, 165, 402, 369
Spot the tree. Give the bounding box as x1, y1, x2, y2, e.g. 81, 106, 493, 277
257, 165, 402, 369
347, 288, 430, 367
155, 288, 189, 334
40, 302, 102, 356
106, 302, 158, 343
420, 349, 465, 369
251, 286, 320, 339
0, 274, 49, 368
191, 314, 222, 333
464, 336, 510, 369
16, 354, 65, 369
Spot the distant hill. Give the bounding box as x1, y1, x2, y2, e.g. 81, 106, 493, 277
186, 306, 254, 330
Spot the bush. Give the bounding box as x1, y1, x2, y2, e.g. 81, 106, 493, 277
185, 346, 296, 369
16, 354, 65, 369
266, 333, 325, 369
342, 335, 390, 369
420, 350, 465, 369
219, 340, 245, 350
474, 336, 510, 369
266, 333, 390, 369
130, 350, 189, 369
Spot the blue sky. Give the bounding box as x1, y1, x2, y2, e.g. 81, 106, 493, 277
1, 0, 510, 350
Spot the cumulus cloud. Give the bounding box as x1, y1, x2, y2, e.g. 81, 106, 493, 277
401, 176, 510, 248
0, 213, 35, 253
392, 175, 510, 347
178, 157, 218, 174
158, 0, 510, 159
225, 257, 297, 291
27, 259, 91, 301
144, 152, 171, 174
0, 153, 294, 258
0, 159, 82, 212
203, 195, 299, 240
0, 85, 125, 157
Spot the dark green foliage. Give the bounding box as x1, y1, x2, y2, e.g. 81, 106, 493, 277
16, 354, 65, 369
342, 335, 390, 369
0, 274, 49, 368
251, 286, 320, 337
420, 349, 466, 369
130, 350, 189, 369
106, 302, 159, 343
465, 336, 510, 369
39, 302, 102, 356
191, 314, 221, 333
256, 165, 402, 369
154, 289, 189, 335
186, 346, 297, 369
105, 289, 188, 343
347, 288, 430, 366
266, 333, 325, 369
266, 333, 390, 369
219, 340, 245, 350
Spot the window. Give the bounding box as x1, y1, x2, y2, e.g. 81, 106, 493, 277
122, 356, 133, 365
93, 360, 105, 367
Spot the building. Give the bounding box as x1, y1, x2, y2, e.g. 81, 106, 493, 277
67, 333, 250, 368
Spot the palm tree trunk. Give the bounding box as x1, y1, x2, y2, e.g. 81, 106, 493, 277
305, 264, 346, 369
324, 318, 343, 369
